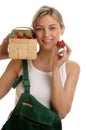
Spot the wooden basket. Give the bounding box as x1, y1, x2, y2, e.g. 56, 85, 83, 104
9, 38, 37, 59
8, 27, 37, 59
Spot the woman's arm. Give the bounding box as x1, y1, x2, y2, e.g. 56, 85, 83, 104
51, 61, 80, 119
0, 59, 22, 99
51, 44, 80, 118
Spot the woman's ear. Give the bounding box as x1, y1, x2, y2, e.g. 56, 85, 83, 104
61, 26, 65, 35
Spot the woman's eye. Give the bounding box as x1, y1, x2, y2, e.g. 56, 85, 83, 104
49, 26, 56, 30
35, 28, 43, 32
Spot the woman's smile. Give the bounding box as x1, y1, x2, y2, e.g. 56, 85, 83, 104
42, 39, 53, 44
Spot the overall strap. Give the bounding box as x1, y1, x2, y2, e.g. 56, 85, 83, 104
12, 75, 23, 89
22, 60, 30, 93
12, 60, 30, 93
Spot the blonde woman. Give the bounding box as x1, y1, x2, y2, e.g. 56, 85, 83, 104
0, 5, 80, 126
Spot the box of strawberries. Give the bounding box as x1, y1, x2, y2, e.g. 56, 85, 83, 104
9, 27, 37, 59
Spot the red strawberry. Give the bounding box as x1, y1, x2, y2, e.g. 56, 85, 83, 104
57, 40, 65, 48
24, 30, 34, 39
14, 34, 19, 38
16, 30, 24, 38
57, 40, 66, 58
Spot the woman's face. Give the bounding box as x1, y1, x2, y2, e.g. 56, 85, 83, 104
35, 14, 64, 50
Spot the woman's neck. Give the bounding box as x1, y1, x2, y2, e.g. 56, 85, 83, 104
32, 48, 58, 72
37, 47, 57, 64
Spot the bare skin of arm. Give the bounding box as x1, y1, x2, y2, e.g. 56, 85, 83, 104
0, 34, 22, 99
51, 60, 80, 119
0, 59, 22, 99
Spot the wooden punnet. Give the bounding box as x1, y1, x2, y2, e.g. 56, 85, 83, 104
9, 27, 37, 59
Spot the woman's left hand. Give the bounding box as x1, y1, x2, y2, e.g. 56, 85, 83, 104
52, 43, 72, 69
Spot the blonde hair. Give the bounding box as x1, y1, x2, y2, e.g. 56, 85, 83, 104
32, 5, 65, 29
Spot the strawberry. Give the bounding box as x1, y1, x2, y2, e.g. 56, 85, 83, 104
16, 30, 24, 38
57, 40, 65, 48
14, 34, 19, 38
24, 30, 34, 39
57, 40, 66, 57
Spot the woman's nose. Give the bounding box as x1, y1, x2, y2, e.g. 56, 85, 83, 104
44, 29, 50, 37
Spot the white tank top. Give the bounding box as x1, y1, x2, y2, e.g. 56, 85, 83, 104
15, 60, 66, 108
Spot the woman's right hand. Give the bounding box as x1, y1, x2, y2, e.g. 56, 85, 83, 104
0, 34, 9, 60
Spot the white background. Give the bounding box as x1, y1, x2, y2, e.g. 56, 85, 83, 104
0, 0, 86, 129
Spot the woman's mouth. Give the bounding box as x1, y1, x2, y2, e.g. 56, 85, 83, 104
43, 39, 53, 44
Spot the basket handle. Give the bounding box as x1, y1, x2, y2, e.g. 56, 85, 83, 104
12, 27, 33, 31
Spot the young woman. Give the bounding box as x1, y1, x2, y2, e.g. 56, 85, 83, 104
0, 5, 80, 119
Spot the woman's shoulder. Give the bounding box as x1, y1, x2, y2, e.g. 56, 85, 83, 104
66, 60, 80, 67
9, 59, 22, 66
66, 60, 80, 74
7, 59, 22, 74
